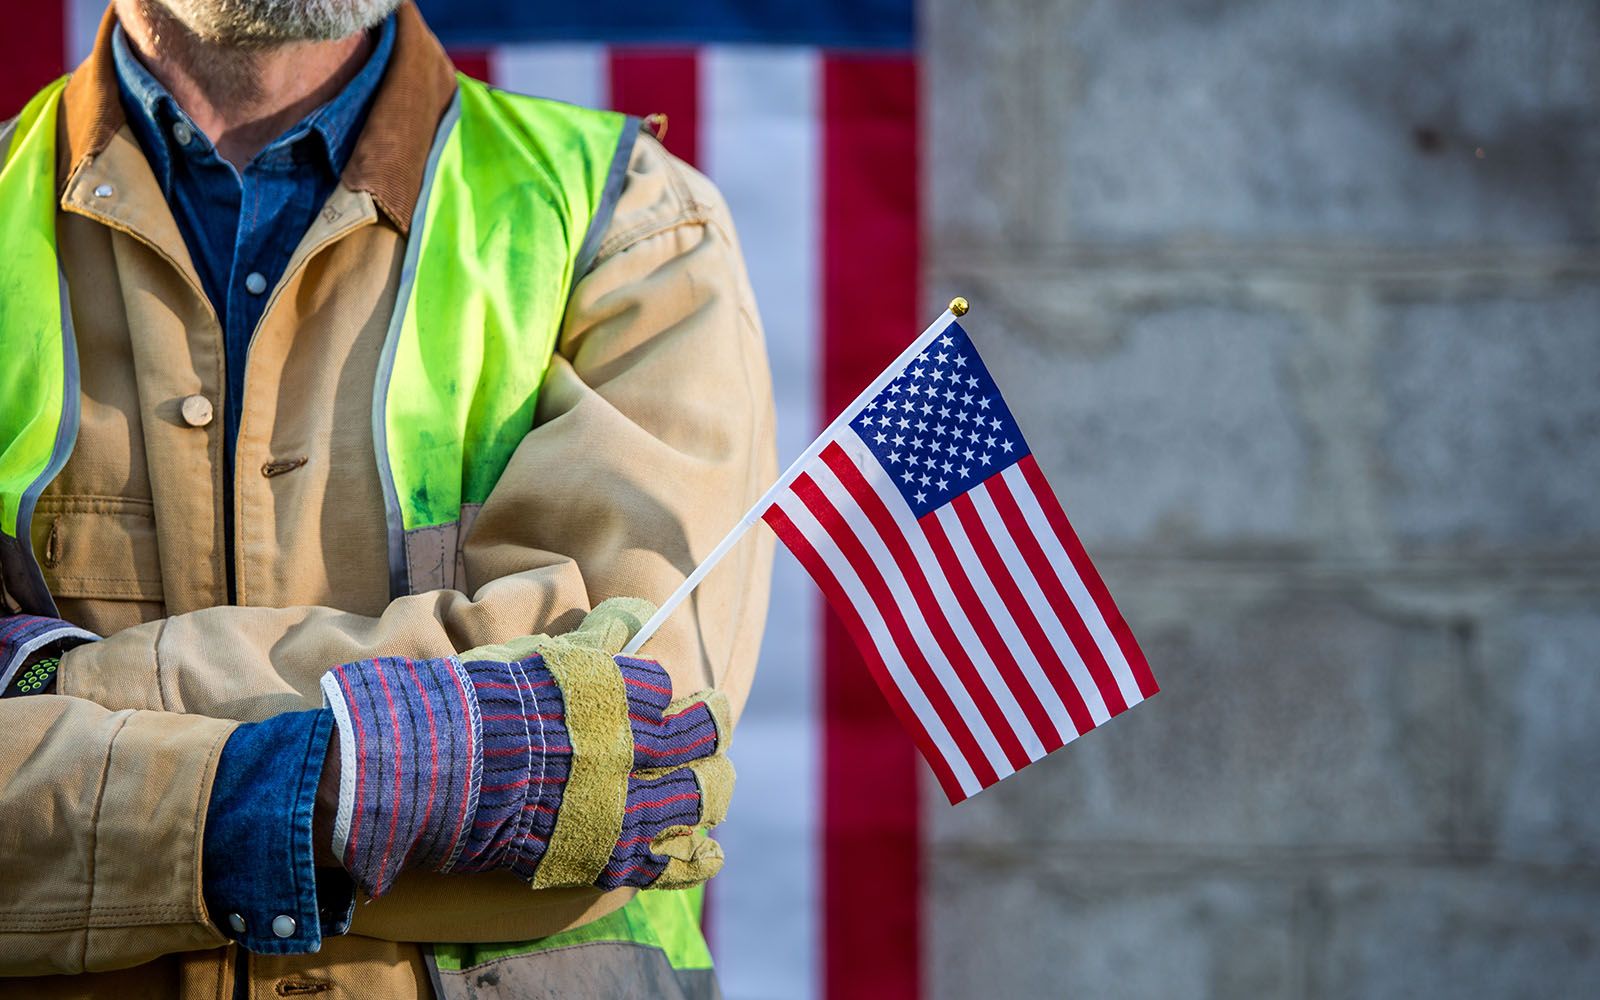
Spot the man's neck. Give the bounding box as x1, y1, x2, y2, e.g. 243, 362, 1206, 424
115, 0, 374, 169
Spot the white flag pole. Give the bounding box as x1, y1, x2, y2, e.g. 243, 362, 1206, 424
621, 298, 970, 655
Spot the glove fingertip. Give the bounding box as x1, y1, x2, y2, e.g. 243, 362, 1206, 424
649, 829, 725, 889
687, 754, 734, 829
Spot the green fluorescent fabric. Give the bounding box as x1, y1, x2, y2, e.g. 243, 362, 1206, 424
0, 78, 69, 540
430, 886, 713, 972
382, 75, 631, 532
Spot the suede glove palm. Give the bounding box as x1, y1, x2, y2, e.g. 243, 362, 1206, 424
320, 598, 732, 899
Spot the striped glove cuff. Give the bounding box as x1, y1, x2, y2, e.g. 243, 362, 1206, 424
320, 656, 482, 899
446, 655, 572, 879
0, 613, 99, 695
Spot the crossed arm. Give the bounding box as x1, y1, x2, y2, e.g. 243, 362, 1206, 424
0, 139, 777, 976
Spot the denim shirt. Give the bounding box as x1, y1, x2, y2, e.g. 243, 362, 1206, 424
109, 17, 397, 955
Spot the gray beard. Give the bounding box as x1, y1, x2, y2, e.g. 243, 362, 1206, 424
153, 0, 403, 46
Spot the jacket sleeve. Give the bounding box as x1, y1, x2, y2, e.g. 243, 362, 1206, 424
3, 136, 777, 970
0, 696, 238, 974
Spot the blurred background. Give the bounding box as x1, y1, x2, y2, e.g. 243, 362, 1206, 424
5, 2, 1598, 998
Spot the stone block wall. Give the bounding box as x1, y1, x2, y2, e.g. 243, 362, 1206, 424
922, 2, 1600, 996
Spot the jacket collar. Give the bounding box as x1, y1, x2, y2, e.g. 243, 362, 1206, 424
60, 2, 457, 234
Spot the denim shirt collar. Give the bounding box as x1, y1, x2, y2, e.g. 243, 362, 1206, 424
110, 14, 396, 193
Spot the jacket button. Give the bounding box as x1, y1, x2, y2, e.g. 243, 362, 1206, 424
227, 913, 246, 934
180, 394, 214, 428
272, 915, 297, 938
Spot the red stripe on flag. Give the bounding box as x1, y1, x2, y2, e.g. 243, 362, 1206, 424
822, 443, 1032, 772
1020, 456, 1160, 699
822, 52, 921, 1000
607, 48, 699, 166
1, 0, 66, 119
949, 493, 1096, 736
791, 471, 997, 789
985, 474, 1129, 716
762, 504, 963, 801
447, 49, 492, 83
918, 509, 1066, 752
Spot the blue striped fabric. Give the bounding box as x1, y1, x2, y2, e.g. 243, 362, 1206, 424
451, 655, 572, 879
322, 655, 480, 898
619, 655, 723, 769
600, 768, 704, 888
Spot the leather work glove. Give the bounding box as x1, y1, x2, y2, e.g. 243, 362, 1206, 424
319, 598, 732, 900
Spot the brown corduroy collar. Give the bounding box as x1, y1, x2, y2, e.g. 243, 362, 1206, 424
59, 2, 457, 234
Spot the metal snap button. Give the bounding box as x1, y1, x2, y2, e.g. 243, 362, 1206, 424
180, 394, 214, 428
227, 913, 246, 934
272, 914, 297, 938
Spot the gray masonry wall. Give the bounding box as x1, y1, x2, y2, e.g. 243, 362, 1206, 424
922, 2, 1600, 997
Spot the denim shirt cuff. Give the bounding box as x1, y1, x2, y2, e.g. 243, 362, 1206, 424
203, 707, 355, 954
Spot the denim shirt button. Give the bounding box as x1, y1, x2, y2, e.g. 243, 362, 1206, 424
227, 913, 247, 934
272, 914, 297, 938
245, 272, 268, 295
172, 120, 195, 146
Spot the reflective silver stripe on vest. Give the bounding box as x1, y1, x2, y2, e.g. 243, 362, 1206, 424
372, 91, 462, 600
0, 116, 18, 166
573, 116, 642, 280
425, 943, 722, 1000
0, 270, 81, 616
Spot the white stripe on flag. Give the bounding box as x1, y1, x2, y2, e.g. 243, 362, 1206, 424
67, 0, 102, 67
1001, 463, 1147, 710
806, 454, 1015, 779
969, 483, 1112, 725
774, 490, 981, 797
489, 44, 607, 106
701, 47, 821, 1000
837, 429, 1047, 758
930, 503, 1081, 746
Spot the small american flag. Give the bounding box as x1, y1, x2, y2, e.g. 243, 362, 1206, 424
760, 311, 1159, 803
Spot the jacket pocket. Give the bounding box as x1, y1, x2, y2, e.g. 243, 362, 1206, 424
30, 495, 165, 603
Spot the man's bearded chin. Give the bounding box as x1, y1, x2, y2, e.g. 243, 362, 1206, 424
152, 0, 404, 46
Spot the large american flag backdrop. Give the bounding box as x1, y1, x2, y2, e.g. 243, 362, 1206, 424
2, 2, 922, 998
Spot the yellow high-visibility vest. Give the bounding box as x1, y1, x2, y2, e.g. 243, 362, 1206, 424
0, 73, 713, 995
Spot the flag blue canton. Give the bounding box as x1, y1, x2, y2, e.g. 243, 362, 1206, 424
416, 0, 914, 49
849, 322, 1031, 519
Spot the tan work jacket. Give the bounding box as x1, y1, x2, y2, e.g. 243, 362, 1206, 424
0, 4, 776, 996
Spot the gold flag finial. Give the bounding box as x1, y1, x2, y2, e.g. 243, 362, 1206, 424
949, 296, 969, 317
